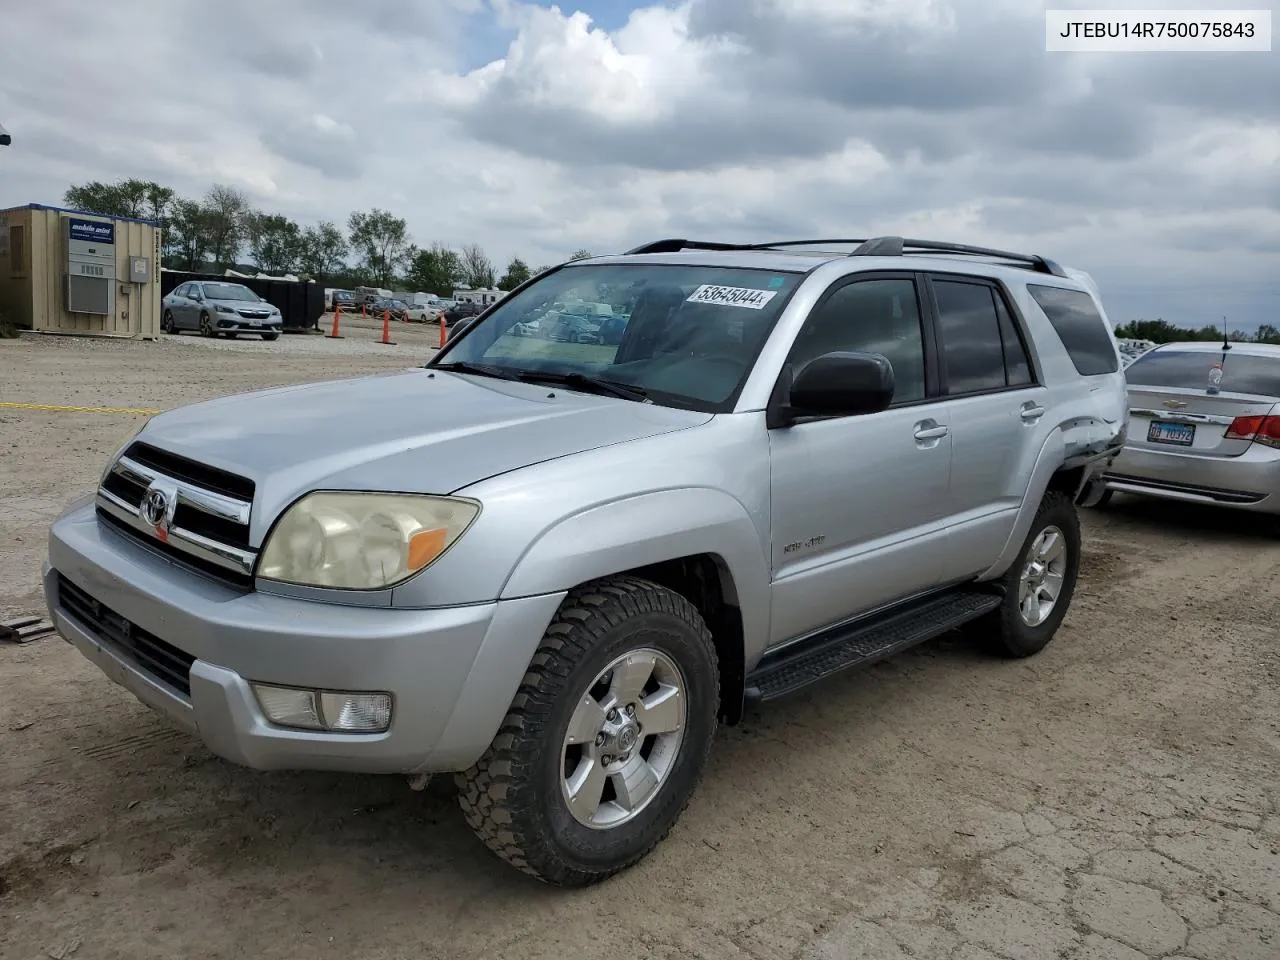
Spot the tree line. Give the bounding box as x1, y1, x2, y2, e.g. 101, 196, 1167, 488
1113, 318, 1280, 346
62, 177, 593, 296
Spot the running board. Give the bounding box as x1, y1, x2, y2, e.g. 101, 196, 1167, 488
743, 588, 1003, 703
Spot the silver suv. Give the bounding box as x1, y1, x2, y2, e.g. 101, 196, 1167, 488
44, 236, 1127, 886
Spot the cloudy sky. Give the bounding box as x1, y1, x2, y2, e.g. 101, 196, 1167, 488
1, 0, 1276, 329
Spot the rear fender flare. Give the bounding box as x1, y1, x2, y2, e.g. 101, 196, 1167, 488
978, 429, 1067, 579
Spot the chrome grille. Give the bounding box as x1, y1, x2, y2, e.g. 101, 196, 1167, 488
95, 442, 257, 588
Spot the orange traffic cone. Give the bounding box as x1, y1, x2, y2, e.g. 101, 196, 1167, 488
327, 305, 344, 339
378, 308, 396, 346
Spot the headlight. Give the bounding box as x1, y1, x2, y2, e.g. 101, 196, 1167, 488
216, 303, 236, 313
257, 492, 480, 590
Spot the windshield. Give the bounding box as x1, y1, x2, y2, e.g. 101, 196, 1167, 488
1125, 349, 1280, 397
202, 283, 261, 302
431, 263, 804, 410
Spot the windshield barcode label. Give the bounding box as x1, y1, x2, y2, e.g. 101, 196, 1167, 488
686, 285, 777, 310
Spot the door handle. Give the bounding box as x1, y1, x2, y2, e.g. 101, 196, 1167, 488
913, 423, 949, 441
1020, 403, 1046, 421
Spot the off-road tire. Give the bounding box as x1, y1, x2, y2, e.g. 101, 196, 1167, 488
454, 575, 720, 887
984, 490, 1081, 659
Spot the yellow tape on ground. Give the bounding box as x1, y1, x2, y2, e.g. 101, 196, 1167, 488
0, 402, 162, 415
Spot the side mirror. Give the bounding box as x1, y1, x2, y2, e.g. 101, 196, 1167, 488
778, 350, 895, 423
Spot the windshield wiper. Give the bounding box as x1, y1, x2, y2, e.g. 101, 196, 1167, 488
431, 360, 522, 382
515, 370, 650, 403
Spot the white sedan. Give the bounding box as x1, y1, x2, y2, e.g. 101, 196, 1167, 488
405, 302, 443, 323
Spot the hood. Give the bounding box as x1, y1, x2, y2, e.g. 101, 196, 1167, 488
132, 368, 711, 539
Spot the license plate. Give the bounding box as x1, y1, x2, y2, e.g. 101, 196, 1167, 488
249, 319, 261, 327
1148, 420, 1195, 446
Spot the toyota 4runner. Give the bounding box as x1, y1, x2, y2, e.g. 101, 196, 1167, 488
44, 235, 1127, 886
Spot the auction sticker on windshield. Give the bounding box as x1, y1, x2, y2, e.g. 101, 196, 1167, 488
686, 285, 778, 310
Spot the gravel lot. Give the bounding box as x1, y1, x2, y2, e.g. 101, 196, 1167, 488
1, 331, 1278, 960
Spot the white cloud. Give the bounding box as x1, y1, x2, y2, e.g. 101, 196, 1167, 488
0, 0, 1275, 327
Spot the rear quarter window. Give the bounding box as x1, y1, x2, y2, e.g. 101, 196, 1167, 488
1026, 284, 1119, 376
1124, 350, 1280, 397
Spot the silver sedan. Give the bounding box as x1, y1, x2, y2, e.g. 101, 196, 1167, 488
1100, 341, 1280, 514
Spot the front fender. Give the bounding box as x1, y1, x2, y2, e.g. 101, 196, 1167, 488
500, 487, 772, 661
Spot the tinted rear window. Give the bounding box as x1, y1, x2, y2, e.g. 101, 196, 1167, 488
1026, 284, 1118, 376
1124, 350, 1280, 397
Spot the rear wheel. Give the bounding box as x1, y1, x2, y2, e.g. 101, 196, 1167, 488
455, 576, 719, 886
983, 490, 1081, 658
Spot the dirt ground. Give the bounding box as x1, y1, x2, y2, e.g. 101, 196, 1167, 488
1, 328, 1278, 960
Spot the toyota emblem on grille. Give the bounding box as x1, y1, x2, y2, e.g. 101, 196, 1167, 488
140, 484, 176, 542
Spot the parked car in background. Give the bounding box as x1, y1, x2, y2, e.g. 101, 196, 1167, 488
1097, 340, 1280, 515
405, 301, 442, 323
367, 297, 411, 322
331, 290, 357, 313
161, 281, 282, 340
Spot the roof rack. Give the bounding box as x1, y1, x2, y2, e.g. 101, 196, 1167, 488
848, 236, 1068, 278
623, 239, 758, 255
622, 236, 1068, 278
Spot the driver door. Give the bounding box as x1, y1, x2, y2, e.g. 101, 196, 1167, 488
766, 273, 955, 645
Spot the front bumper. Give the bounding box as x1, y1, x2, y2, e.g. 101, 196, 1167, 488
45, 496, 566, 774
1103, 442, 1280, 514
216, 314, 282, 333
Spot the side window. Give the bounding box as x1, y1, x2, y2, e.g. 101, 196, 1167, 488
933, 279, 1008, 395
174, 283, 189, 298
994, 293, 1034, 386
1027, 284, 1119, 376
788, 278, 926, 404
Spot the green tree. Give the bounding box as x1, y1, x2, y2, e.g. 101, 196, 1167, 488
64, 178, 175, 225
1255, 324, 1280, 345
568, 248, 592, 261
348, 208, 411, 286
498, 256, 531, 291
203, 184, 251, 268
460, 243, 496, 289
165, 199, 215, 271
298, 220, 349, 280
407, 242, 462, 295
245, 212, 304, 274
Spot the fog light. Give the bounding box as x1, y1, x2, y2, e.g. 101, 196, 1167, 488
250, 683, 392, 733
320, 692, 393, 732
253, 684, 322, 730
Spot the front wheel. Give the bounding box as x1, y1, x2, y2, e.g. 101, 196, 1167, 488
983, 490, 1081, 658
455, 576, 720, 886
199, 313, 214, 337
